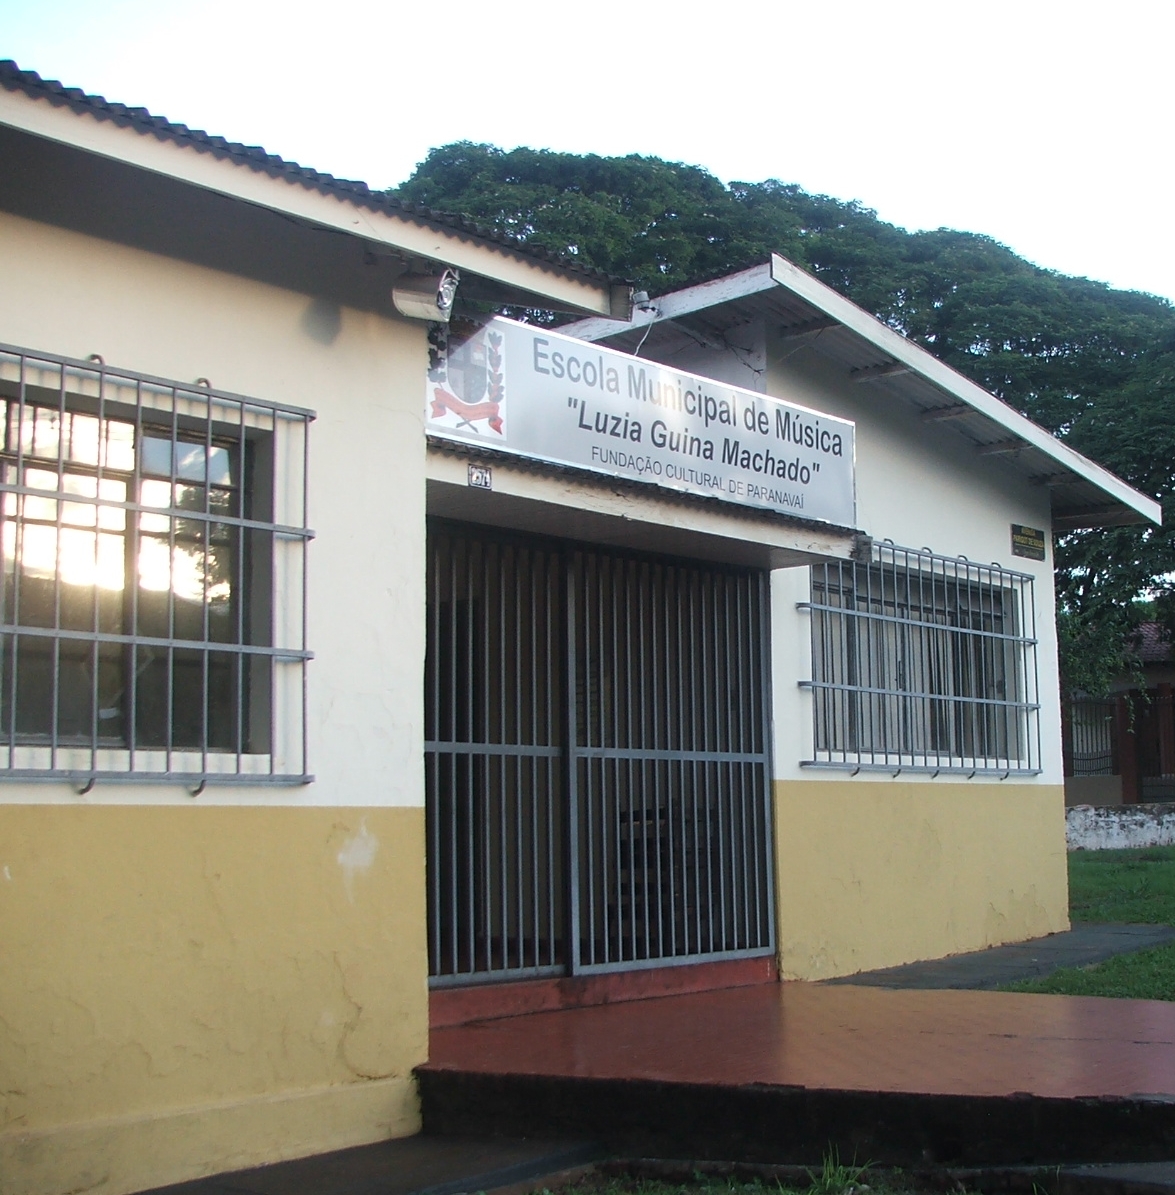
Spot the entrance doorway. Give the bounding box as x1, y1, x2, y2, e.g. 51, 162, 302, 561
425, 520, 774, 987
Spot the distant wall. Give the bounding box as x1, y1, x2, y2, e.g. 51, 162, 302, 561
1065, 776, 1124, 806
1067, 803, 1175, 850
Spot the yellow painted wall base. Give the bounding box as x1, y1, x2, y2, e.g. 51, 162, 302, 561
774, 780, 1069, 980
0, 804, 427, 1195
1, 1075, 418, 1195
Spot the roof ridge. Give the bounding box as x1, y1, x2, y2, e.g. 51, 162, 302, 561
0, 60, 615, 283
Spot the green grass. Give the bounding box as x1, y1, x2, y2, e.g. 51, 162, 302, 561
805, 1149, 871, 1195
557, 1171, 923, 1195
1002, 846, 1175, 999
1068, 845, 1175, 924
1003, 941, 1175, 999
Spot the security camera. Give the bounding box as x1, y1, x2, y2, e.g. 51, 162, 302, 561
392, 268, 460, 322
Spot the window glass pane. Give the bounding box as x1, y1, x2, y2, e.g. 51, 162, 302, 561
140, 436, 173, 478
0, 389, 272, 763
54, 639, 124, 740
22, 469, 59, 523
206, 446, 233, 487
141, 438, 234, 487
137, 534, 236, 642
2, 634, 52, 735
6, 408, 133, 472
10, 406, 62, 460
62, 412, 102, 468
103, 419, 136, 473
174, 443, 206, 483
59, 475, 127, 530
10, 524, 57, 630
59, 529, 123, 632
0, 635, 124, 741
141, 478, 171, 511
174, 484, 205, 513
135, 647, 237, 750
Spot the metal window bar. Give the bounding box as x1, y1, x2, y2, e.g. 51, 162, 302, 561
800, 541, 1041, 776
0, 342, 314, 787
425, 520, 775, 987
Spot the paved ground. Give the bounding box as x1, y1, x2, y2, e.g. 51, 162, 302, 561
825, 923, 1175, 990
139, 1136, 603, 1195
1065, 1162, 1175, 1193
426, 980, 1175, 1101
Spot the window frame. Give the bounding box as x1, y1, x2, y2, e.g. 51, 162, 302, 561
801, 540, 1042, 777
0, 342, 314, 789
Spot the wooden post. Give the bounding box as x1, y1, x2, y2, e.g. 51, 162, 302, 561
1117, 693, 1140, 803
1061, 699, 1075, 777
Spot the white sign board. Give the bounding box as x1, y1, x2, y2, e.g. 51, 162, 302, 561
426, 316, 856, 527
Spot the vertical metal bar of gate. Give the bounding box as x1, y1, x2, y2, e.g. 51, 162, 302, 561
567, 544, 775, 977
564, 548, 581, 975
426, 521, 774, 987
425, 524, 565, 986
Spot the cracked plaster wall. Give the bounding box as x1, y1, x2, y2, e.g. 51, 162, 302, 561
1, 804, 427, 1192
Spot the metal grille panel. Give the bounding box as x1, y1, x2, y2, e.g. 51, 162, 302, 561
802, 542, 1041, 776
569, 551, 773, 972
426, 527, 565, 984
0, 343, 313, 787
1066, 698, 1115, 776
425, 522, 774, 987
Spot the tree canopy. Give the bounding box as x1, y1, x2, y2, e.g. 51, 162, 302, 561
393, 143, 1175, 693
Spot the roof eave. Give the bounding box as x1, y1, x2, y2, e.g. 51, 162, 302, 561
0, 79, 630, 320
564, 255, 1161, 531
765, 255, 1161, 529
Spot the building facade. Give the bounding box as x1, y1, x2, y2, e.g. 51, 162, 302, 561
0, 64, 1160, 1195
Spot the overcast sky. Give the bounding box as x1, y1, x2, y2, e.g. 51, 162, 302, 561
2, 0, 1172, 303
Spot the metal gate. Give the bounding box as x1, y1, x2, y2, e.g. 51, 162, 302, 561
425, 520, 774, 987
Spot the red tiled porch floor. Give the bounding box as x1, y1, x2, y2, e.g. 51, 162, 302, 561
419, 982, 1175, 1166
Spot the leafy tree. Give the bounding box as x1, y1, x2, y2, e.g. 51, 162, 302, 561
393, 144, 1175, 692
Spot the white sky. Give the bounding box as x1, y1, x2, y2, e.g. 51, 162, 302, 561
2, 0, 1173, 303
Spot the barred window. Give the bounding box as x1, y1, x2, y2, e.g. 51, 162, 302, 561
0, 344, 313, 787
802, 542, 1041, 775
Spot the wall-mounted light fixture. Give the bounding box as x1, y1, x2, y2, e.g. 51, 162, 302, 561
392, 268, 460, 322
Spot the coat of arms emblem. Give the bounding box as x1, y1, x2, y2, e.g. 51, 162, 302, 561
427, 319, 505, 437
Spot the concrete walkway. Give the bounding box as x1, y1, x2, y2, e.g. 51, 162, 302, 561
825, 923, 1175, 990
139, 1136, 603, 1195
421, 981, 1175, 1164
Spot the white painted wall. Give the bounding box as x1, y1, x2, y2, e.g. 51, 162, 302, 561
0, 211, 429, 807
764, 343, 1064, 786
0, 209, 1068, 810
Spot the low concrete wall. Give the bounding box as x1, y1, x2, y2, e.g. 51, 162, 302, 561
1066, 802, 1175, 850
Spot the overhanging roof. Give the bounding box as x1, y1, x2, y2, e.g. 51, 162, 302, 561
0, 61, 631, 320
561, 255, 1161, 530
